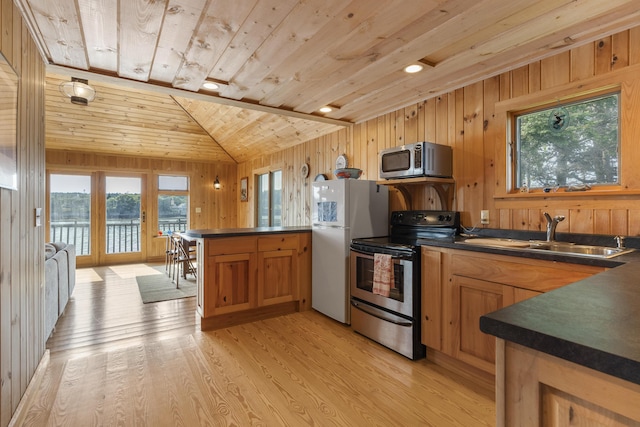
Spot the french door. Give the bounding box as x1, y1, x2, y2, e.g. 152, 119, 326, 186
99, 174, 146, 265
48, 173, 93, 266
47, 171, 148, 266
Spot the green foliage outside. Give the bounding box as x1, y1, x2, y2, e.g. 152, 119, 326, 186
106, 193, 140, 219
50, 193, 90, 221
517, 93, 619, 188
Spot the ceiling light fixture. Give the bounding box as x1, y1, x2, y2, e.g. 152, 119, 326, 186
319, 106, 332, 113
404, 64, 424, 74
59, 77, 96, 106
202, 81, 219, 90
214, 176, 221, 190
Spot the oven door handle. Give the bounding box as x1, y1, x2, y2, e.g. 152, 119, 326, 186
351, 300, 413, 327
349, 247, 409, 260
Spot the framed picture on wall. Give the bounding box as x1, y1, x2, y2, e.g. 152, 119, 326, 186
240, 177, 248, 202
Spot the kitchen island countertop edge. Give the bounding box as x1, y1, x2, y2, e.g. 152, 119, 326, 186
186, 226, 311, 238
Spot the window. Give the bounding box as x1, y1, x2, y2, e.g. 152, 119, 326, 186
49, 174, 92, 255
105, 176, 142, 254
514, 92, 620, 190
256, 170, 282, 227
158, 175, 189, 234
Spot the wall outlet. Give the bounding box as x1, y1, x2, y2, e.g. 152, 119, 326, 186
480, 210, 490, 225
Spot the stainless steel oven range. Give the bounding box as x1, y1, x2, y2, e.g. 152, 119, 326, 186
349, 210, 460, 360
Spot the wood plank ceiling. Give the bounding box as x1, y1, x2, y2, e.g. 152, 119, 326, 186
15, 0, 640, 163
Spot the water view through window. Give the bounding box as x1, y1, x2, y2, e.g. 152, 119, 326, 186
105, 177, 141, 254
157, 175, 188, 234
49, 174, 91, 255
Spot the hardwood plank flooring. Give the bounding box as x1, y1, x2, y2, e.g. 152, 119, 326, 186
46, 263, 200, 359
32, 263, 495, 426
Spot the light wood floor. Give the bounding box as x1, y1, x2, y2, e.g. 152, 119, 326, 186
28, 263, 495, 426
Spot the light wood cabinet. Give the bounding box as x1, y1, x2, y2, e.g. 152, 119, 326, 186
257, 234, 299, 306
207, 252, 256, 315
196, 232, 311, 329
199, 236, 257, 317
421, 248, 442, 350
422, 246, 606, 374
497, 340, 640, 426
449, 275, 506, 373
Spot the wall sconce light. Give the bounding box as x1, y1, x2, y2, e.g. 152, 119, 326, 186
59, 77, 96, 106
214, 176, 221, 190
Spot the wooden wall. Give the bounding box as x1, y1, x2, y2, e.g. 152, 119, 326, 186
0, 0, 46, 425
238, 26, 640, 238
46, 150, 238, 263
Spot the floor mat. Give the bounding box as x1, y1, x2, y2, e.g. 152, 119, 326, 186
135, 273, 196, 303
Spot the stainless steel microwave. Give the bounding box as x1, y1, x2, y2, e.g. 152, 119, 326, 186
379, 142, 452, 179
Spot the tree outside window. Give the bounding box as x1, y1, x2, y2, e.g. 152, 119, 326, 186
515, 92, 619, 189
158, 175, 189, 234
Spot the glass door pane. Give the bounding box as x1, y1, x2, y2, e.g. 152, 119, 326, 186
49, 174, 91, 255
105, 176, 141, 254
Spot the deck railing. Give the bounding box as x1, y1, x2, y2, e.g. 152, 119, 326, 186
50, 219, 187, 255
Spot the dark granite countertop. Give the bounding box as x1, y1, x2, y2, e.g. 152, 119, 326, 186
480, 262, 640, 384
423, 229, 640, 385
185, 226, 311, 238
420, 228, 640, 268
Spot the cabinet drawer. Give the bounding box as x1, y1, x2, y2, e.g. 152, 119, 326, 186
207, 236, 256, 255
450, 252, 605, 292
258, 234, 298, 252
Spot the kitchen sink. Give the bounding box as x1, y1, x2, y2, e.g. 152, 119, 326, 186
528, 241, 634, 258
457, 237, 634, 259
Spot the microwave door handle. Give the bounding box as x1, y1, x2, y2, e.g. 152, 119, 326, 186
351, 300, 412, 327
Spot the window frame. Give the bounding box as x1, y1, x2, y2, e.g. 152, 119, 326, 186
254, 167, 282, 227
510, 89, 621, 192
492, 65, 640, 201
157, 174, 190, 234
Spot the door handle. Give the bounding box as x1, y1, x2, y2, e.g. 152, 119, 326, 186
351, 299, 412, 326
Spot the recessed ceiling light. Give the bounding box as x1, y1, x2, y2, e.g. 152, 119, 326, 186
202, 81, 219, 90
404, 64, 424, 74
319, 106, 332, 113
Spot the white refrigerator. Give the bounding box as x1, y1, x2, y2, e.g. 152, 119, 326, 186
312, 179, 389, 324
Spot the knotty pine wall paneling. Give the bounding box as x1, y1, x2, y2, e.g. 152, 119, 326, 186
238, 26, 640, 239
0, 0, 46, 425
46, 150, 237, 264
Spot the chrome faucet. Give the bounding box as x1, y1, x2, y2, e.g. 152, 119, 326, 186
543, 212, 565, 242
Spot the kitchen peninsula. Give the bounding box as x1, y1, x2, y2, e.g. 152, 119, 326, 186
186, 227, 312, 330
479, 254, 640, 425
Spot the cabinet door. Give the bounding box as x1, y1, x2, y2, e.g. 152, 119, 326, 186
422, 248, 442, 350
500, 342, 640, 426
503, 287, 542, 306
205, 252, 256, 316
542, 386, 637, 426
257, 249, 297, 306
446, 275, 505, 374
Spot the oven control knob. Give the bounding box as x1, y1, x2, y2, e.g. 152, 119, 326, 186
438, 214, 445, 221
